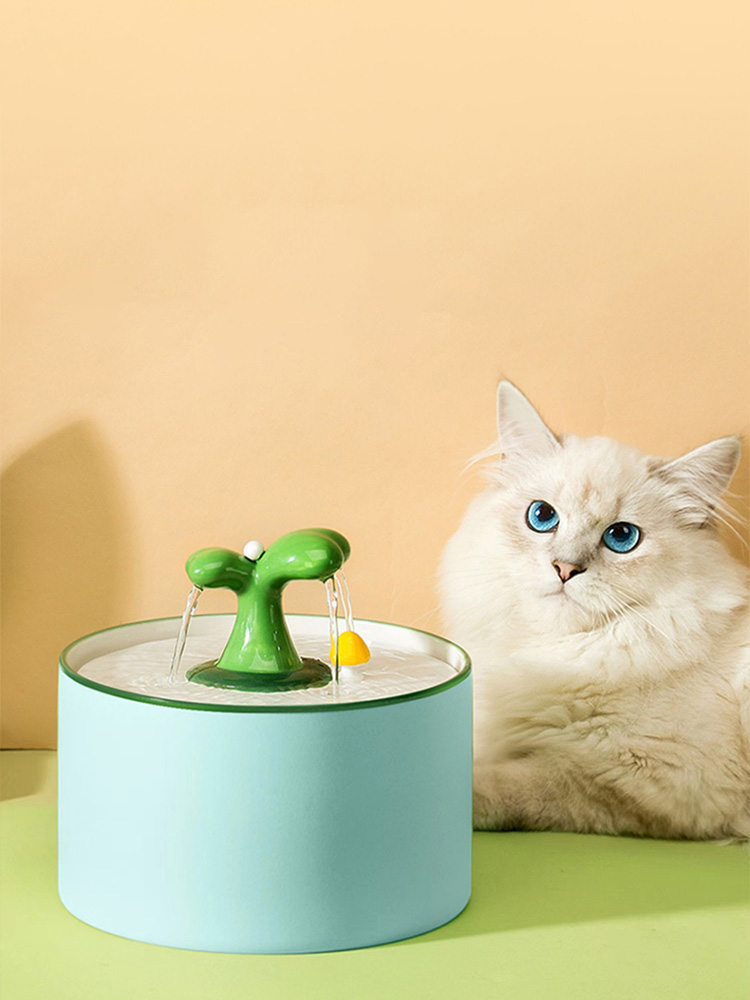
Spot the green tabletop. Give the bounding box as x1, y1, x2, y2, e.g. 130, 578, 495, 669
1, 751, 747, 1000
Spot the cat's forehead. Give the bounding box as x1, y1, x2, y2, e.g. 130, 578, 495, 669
520, 435, 650, 513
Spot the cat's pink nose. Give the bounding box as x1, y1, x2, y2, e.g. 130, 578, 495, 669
553, 561, 585, 583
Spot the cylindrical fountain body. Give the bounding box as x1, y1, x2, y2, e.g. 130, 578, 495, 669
58, 614, 472, 953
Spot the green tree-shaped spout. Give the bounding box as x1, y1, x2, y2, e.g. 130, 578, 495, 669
184, 528, 350, 691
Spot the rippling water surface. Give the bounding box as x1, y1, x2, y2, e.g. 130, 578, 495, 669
79, 627, 456, 707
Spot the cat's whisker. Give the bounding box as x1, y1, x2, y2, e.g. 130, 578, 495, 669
461, 439, 503, 477
712, 491, 748, 522
602, 590, 685, 693
714, 493, 750, 524
596, 593, 631, 628
406, 605, 442, 627
714, 519, 748, 552
606, 584, 685, 659
720, 483, 746, 496
709, 498, 749, 551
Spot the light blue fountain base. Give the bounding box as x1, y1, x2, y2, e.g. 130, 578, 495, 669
57, 615, 472, 953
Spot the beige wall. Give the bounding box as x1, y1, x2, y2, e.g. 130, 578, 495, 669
2, 1, 748, 747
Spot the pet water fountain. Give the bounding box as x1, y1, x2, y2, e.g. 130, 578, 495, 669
57, 529, 472, 953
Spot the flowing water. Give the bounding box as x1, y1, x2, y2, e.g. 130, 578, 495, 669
78, 621, 457, 707
168, 585, 203, 685
337, 570, 355, 632
325, 577, 340, 684
170, 574, 352, 687
79, 574, 459, 707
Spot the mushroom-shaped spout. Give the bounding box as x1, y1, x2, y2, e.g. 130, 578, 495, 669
184, 528, 350, 691
186, 548, 253, 593
256, 529, 349, 590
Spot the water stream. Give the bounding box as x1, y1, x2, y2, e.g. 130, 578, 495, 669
168, 573, 359, 688
325, 577, 340, 684
337, 569, 355, 633
168, 585, 203, 684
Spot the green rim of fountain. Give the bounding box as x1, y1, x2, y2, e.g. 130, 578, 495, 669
59, 613, 472, 714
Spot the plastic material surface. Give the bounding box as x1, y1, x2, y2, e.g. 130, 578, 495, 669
57, 616, 472, 954
184, 529, 349, 688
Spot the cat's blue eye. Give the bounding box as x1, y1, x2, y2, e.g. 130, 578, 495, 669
526, 500, 559, 533
602, 522, 641, 553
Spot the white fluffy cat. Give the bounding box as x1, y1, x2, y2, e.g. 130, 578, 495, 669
439, 380, 750, 839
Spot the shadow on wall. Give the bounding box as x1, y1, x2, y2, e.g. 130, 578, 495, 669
0, 423, 129, 749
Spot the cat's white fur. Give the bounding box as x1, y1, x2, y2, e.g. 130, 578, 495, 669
439, 381, 750, 839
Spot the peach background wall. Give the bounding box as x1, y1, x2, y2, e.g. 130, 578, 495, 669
2, 1, 748, 747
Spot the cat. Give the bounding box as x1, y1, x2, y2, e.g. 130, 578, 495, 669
438, 379, 750, 839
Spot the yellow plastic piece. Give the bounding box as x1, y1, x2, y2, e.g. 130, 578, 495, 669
329, 630, 371, 666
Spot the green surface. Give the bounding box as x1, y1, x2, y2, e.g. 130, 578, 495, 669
1, 751, 748, 1000
185, 529, 349, 679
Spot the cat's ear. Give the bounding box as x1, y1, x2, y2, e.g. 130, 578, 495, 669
650, 435, 741, 526
496, 380, 560, 457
